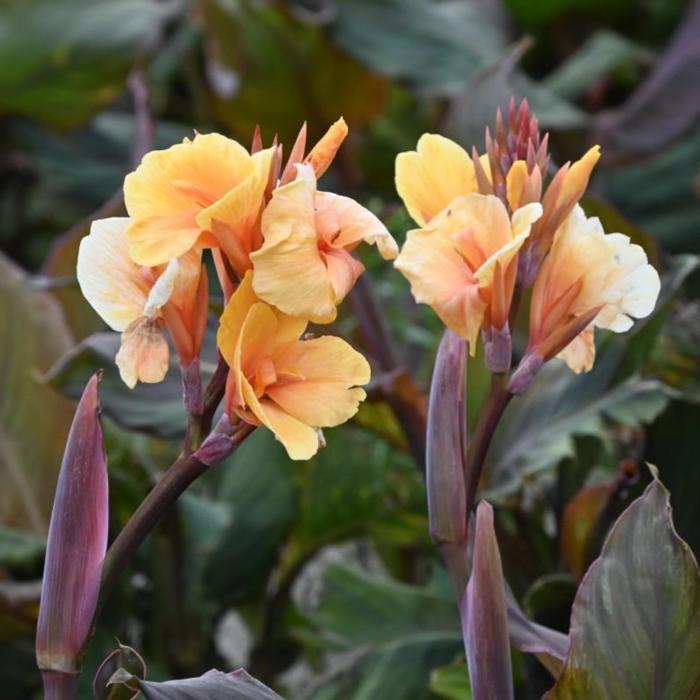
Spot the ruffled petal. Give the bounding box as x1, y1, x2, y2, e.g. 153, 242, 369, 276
557, 324, 596, 373
125, 133, 255, 266
251, 167, 336, 322
77, 217, 150, 331
394, 226, 486, 348
395, 134, 478, 226
315, 191, 398, 259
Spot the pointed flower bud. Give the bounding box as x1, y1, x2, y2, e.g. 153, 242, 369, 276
36, 373, 108, 694
427, 330, 468, 546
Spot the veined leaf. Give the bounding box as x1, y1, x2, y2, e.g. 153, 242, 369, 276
545, 470, 700, 698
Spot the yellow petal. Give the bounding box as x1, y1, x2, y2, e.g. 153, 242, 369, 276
196, 147, 275, 270
255, 396, 321, 460
115, 317, 169, 389
394, 225, 486, 348
506, 160, 528, 210
77, 217, 150, 331
251, 167, 336, 323
306, 117, 348, 178
315, 191, 398, 259
474, 202, 542, 288
557, 324, 595, 373
125, 133, 255, 266
395, 134, 477, 226
217, 271, 266, 370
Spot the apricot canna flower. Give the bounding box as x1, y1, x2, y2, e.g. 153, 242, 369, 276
124, 133, 274, 273
395, 134, 486, 226
77, 218, 207, 389
250, 164, 397, 323
394, 193, 542, 354
217, 272, 370, 459
525, 206, 660, 375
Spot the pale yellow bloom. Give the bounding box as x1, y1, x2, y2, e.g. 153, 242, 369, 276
395, 194, 542, 352
529, 206, 660, 372
251, 164, 397, 323
77, 217, 206, 388
124, 133, 274, 272
217, 272, 370, 460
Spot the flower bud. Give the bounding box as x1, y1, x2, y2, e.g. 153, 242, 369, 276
36, 373, 108, 694
427, 330, 468, 546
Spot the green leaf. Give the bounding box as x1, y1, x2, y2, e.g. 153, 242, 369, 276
0, 527, 45, 571
110, 668, 284, 699
601, 129, 700, 254
0, 252, 75, 533
545, 471, 700, 698
430, 662, 472, 700
202, 1, 387, 144
542, 30, 653, 100
0, 0, 175, 127
203, 430, 297, 605
487, 359, 670, 495
302, 564, 462, 700
329, 0, 506, 94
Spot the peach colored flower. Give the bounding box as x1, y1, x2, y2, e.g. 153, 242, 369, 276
395, 134, 489, 226
528, 206, 660, 373
217, 272, 370, 459
124, 133, 274, 273
77, 218, 207, 388
394, 193, 542, 352
250, 164, 397, 323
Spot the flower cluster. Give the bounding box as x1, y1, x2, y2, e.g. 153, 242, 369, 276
78, 119, 397, 459
394, 100, 660, 383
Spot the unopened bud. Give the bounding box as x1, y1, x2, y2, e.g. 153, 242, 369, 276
36, 374, 108, 691
427, 330, 468, 546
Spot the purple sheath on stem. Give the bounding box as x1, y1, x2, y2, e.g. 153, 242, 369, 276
36, 373, 108, 697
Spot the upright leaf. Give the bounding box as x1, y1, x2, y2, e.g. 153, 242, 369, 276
0, 252, 75, 532
546, 471, 700, 698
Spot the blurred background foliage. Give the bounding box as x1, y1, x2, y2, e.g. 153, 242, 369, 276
1, 0, 699, 698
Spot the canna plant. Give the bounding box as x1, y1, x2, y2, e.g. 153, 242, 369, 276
36, 101, 700, 700
36, 119, 397, 698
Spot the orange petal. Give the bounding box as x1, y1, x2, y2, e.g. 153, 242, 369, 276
322, 247, 365, 305
394, 224, 485, 350
305, 117, 348, 179
315, 191, 398, 259
251, 167, 336, 323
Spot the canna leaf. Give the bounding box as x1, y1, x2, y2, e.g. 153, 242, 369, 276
108, 668, 284, 699
36, 373, 108, 683
545, 468, 700, 699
